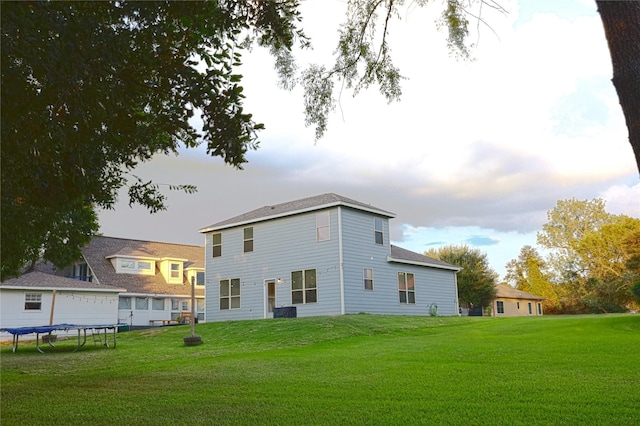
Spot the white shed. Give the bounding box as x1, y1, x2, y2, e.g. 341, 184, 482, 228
0, 271, 124, 342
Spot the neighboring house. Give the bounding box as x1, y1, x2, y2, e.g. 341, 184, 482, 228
0, 271, 124, 342
44, 236, 206, 328
199, 193, 461, 321
491, 284, 544, 316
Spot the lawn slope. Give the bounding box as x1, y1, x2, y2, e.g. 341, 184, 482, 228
1, 315, 638, 425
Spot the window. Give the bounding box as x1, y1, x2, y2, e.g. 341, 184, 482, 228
119, 297, 131, 310
516, 301, 520, 310
212, 233, 222, 257
135, 297, 148, 310
496, 301, 504, 314
196, 271, 205, 286
181, 300, 190, 311
364, 268, 374, 291
316, 211, 330, 241
170, 263, 181, 279
120, 260, 135, 269
25, 293, 42, 310
152, 298, 165, 310
138, 261, 152, 270
243, 227, 253, 253
398, 272, 415, 304
292, 269, 317, 304
197, 299, 205, 321
374, 217, 384, 245
171, 299, 180, 311
537, 303, 542, 315
528, 302, 532, 315
220, 278, 240, 310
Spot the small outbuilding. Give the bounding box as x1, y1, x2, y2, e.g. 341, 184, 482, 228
491, 284, 544, 316
0, 271, 124, 342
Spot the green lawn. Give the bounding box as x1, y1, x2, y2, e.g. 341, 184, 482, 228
1, 314, 638, 425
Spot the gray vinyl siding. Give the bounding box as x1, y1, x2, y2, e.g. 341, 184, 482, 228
340, 208, 458, 316
204, 208, 342, 321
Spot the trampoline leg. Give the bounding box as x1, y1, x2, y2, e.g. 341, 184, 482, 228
12, 334, 19, 353
35, 333, 44, 354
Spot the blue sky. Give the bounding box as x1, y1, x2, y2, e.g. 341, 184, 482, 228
98, 0, 639, 279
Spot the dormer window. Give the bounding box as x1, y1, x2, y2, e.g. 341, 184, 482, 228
170, 263, 181, 279
115, 258, 155, 275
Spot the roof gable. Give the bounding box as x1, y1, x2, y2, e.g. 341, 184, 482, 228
200, 193, 395, 232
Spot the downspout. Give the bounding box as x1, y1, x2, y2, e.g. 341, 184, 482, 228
338, 207, 345, 315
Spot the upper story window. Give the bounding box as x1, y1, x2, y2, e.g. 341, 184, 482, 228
138, 261, 152, 271
120, 260, 135, 269
316, 211, 330, 241
196, 271, 205, 286
212, 233, 222, 257
116, 258, 155, 275
170, 263, 181, 279
25, 293, 42, 310
244, 227, 253, 253
398, 272, 415, 304
374, 217, 384, 245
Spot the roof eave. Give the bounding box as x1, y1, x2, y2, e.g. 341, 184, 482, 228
386, 256, 462, 271
200, 201, 396, 233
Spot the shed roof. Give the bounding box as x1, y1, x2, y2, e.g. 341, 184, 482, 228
200, 193, 395, 232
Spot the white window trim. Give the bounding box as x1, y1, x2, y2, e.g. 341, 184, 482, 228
316, 211, 330, 242
291, 269, 318, 305
25, 292, 42, 311
374, 217, 384, 245
363, 268, 374, 291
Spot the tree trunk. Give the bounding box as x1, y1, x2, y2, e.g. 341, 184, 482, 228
596, 1, 640, 176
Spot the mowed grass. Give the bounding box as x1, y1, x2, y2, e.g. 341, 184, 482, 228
1, 314, 638, 425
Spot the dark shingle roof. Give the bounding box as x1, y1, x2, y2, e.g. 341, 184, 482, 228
200, 193, 395, 232
81, 236, 204, 296
495, 284, 544, 300
388, 245, 461, 271
0, 271, 124, 292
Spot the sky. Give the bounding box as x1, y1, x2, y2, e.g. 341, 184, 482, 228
98, 0, 640, 280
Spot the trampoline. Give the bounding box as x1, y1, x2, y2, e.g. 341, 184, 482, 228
1, 323, 125, 353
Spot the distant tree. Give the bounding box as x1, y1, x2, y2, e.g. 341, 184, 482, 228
1, 1, 308, 280
505, 245, 559, 313
537, 198, 640, 312
425, 245, 497, 307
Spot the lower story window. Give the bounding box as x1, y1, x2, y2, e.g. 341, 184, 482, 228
119, 297, 131, 310
364, 268, 374, 291
220, 278, 241, 310
291, 269, 317, 304
496, 301, 504, 314
25, 293, 42, 310
537, 303, 542, 315
152, 298, 165, 310
398, 272, 415, 304
135, 297, 148, 310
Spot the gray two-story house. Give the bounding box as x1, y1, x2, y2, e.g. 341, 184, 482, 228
199, 193, 461, 321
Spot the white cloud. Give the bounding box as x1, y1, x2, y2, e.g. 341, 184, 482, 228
98, 0, 639, 278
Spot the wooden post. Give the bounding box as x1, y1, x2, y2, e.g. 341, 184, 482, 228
49, 289, 57, 325
190, 276, 196, 337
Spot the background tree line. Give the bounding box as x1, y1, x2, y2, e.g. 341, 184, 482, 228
426, 198, 640, 314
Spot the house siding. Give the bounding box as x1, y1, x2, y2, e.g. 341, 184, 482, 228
205, 208, 342, 321
0, 289, 120, 342
202, 194, 460, 321
340, 208, 458, 316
